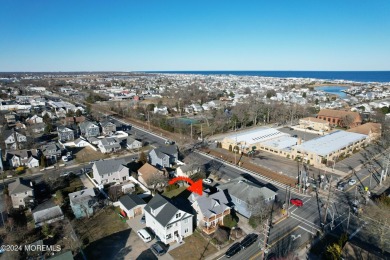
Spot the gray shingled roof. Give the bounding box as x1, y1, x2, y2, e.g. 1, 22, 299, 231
189, 190, 230, 218
69, 188, 96, 205
217, 177, 277, 202
8, 178, 33, 194
154, 144, 177, 155
144, 194, 181, 227
119, 194, 145, 210
93, 159, 127, 176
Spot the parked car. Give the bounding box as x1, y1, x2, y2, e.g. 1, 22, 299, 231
150, 241, 168, 256
241, 233, 259, 249
60, 171, 73, 177
337, 183, 346, 191
348, 179, 357, 186
137, 228, 152, 243
292, 135, 298, 138
203, 178, 213, 184
225, 242, 242, 258
140, 215, 146, 224
290, 198, 303, 207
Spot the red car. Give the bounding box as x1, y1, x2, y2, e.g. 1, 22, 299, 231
290, 198, 303, 207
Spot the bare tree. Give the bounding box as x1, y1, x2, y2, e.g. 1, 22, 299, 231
247, 195, 272, 229
363, 195, 390, 253
341, 114, 356, 129
146, 174, 168, 194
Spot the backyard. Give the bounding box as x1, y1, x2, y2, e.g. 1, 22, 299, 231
73, 206, 130, 258
169, 230, 218, 260
73, 146, 109, 164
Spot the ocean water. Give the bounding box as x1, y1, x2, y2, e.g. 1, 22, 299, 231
316, 86, 348, 98
147, 71, 390, 83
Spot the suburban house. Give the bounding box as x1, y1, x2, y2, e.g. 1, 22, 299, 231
100, 121, 117, 136
32, 200, 64, 227
137, 163, 165, 188
4, 129, 27, 150
5, 149, 40, 168
217, 177, 277, 218
92, 159, 129, 185
299, 117, 330, 132
79, 121, 100, 138
57, 126, 75, 142
117, 194, 146, 219
62, 116, 86, 126
8, 178, 35, 208
97, 137, 121, 154
69, 188, 97, 219
126, 137, 142, 150
144, 194, 194, 244
176, 164, 201, 178
26, 115, 44, 124
30, 123, 46, 134
317, 109, 362, 128
188, 190, 231, 234
4, 113, 16, 124
41, 142, 62, 165
148, 145, 178, 168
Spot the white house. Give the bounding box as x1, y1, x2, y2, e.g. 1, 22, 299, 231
92, 159, 129, 185
126, 137, 142, 150
97, 137, 121, 154
8, 178, 35, 208
144, 194, 193, 244
153, 106, 168, 115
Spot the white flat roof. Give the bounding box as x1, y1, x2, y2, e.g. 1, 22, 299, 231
262, 136, 298, 151
295, 130, 367, 156
225, 127, 289, 145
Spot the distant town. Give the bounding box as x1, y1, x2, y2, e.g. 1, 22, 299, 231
0, 72, 389, 260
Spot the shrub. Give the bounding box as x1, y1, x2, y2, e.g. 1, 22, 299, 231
15, 166, 26, 174
213, 227, 229, 244
223, 215, 237, 229
165, 183, 179, 192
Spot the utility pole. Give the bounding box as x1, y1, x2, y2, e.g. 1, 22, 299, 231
190, 123, 193, 140
346, 207, 351, 234
234, 121, 237, 165
200, 124, 203, 142
147, 111, 150, 130
261, 217, 271, 259
323, 175, 333, 228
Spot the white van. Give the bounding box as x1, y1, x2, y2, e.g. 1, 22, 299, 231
137, 228, 152, 243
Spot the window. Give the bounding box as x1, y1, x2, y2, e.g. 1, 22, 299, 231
167, 224, 172, 229
20, 200, 22, 202
25, 191, 27, 195
122, 176, 126, 181
176, 213, 181, 218
185, 228, 189, 233
166, 234, 172, 239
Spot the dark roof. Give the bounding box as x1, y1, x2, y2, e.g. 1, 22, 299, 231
144, 194, 180, 227
155, 145, 178, 157
93, 159, 127, 176
119, 194, 146, 210
8, 178, 33, 194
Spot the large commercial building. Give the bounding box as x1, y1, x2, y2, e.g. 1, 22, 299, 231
221, 128, 290, 154
317, 109, 362, 128
292, 130, 368, 167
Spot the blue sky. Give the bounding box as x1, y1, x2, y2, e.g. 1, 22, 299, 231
1, 0, 389, 71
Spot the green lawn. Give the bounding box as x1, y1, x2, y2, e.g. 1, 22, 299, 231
170, 230, 218, 260
162, 186, 188, 198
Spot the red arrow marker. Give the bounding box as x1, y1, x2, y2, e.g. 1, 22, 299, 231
169, 177, 203, 196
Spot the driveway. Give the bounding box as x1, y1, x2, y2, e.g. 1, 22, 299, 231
79, 173, 95, 189
124, 214, 174, 260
